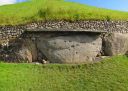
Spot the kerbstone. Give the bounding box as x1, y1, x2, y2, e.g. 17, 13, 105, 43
37, 34, 102, 63
103, 33, 128, 56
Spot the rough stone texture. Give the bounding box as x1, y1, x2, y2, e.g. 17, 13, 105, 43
17, 39, 37, 63
18, 48, 33, 63
0, 20, 128, 63
36, 33, 102, 63
1, 20, 128, 32
0, 20, 128, 45
25, 20, 128, 33
0, 20, 128, 47
103, 33, 128, 56
0, 38, 37, 63
0, 31, 128, 63
0, 32, 103, 63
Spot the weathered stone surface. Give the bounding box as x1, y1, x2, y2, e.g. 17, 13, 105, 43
103, 33, 128, 56
18, 47, 33, 62
36, 33, 102, 63
17, 39, 37, 63
1, 30, 128, 63
0, 20, 128, 63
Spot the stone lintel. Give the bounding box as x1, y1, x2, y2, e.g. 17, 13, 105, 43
26, 29, 107, 34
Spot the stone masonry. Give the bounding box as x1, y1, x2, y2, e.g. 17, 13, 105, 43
0, 20, 128, 63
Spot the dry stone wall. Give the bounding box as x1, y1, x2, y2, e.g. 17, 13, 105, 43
1, 20, 128, 44
25, 20, 128, 33
0, 20, 128, 41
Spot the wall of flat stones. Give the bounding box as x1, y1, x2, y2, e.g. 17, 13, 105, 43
0, 20, 128, 43
25, 20, 128, 32
0, 20, 128, 44
0, 20, 128, 39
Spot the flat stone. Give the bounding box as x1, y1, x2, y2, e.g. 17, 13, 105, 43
103, 33, 128, 56
37, 33, 102, 63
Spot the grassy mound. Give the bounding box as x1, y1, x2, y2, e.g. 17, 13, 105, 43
0, 56, 128, 91
0, 0, 128, 25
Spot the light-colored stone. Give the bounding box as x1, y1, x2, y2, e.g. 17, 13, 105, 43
18, 48, 32, 62
37, 33, 102, 64
17, 39, 37, 63
103, 33, 128, 56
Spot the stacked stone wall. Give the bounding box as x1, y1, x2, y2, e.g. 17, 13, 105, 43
0, 20, 128, 41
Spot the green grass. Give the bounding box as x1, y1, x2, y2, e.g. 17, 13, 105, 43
1, 0, 128, 25
0, 56, 128, 91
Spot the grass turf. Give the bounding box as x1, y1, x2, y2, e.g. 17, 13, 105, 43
0, 0, 128, 25
0, 56, 128, 91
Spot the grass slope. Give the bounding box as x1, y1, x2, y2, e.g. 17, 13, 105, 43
0, 0, 128, 25
0, 56, 128, 91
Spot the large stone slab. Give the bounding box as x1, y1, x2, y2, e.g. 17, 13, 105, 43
37, 33, 102, 63
103, 33, 128, 56
17, 39, 38, 63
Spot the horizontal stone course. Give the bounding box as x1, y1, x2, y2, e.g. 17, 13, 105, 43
1, 20, 128, 31
0, 20, 128, 44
